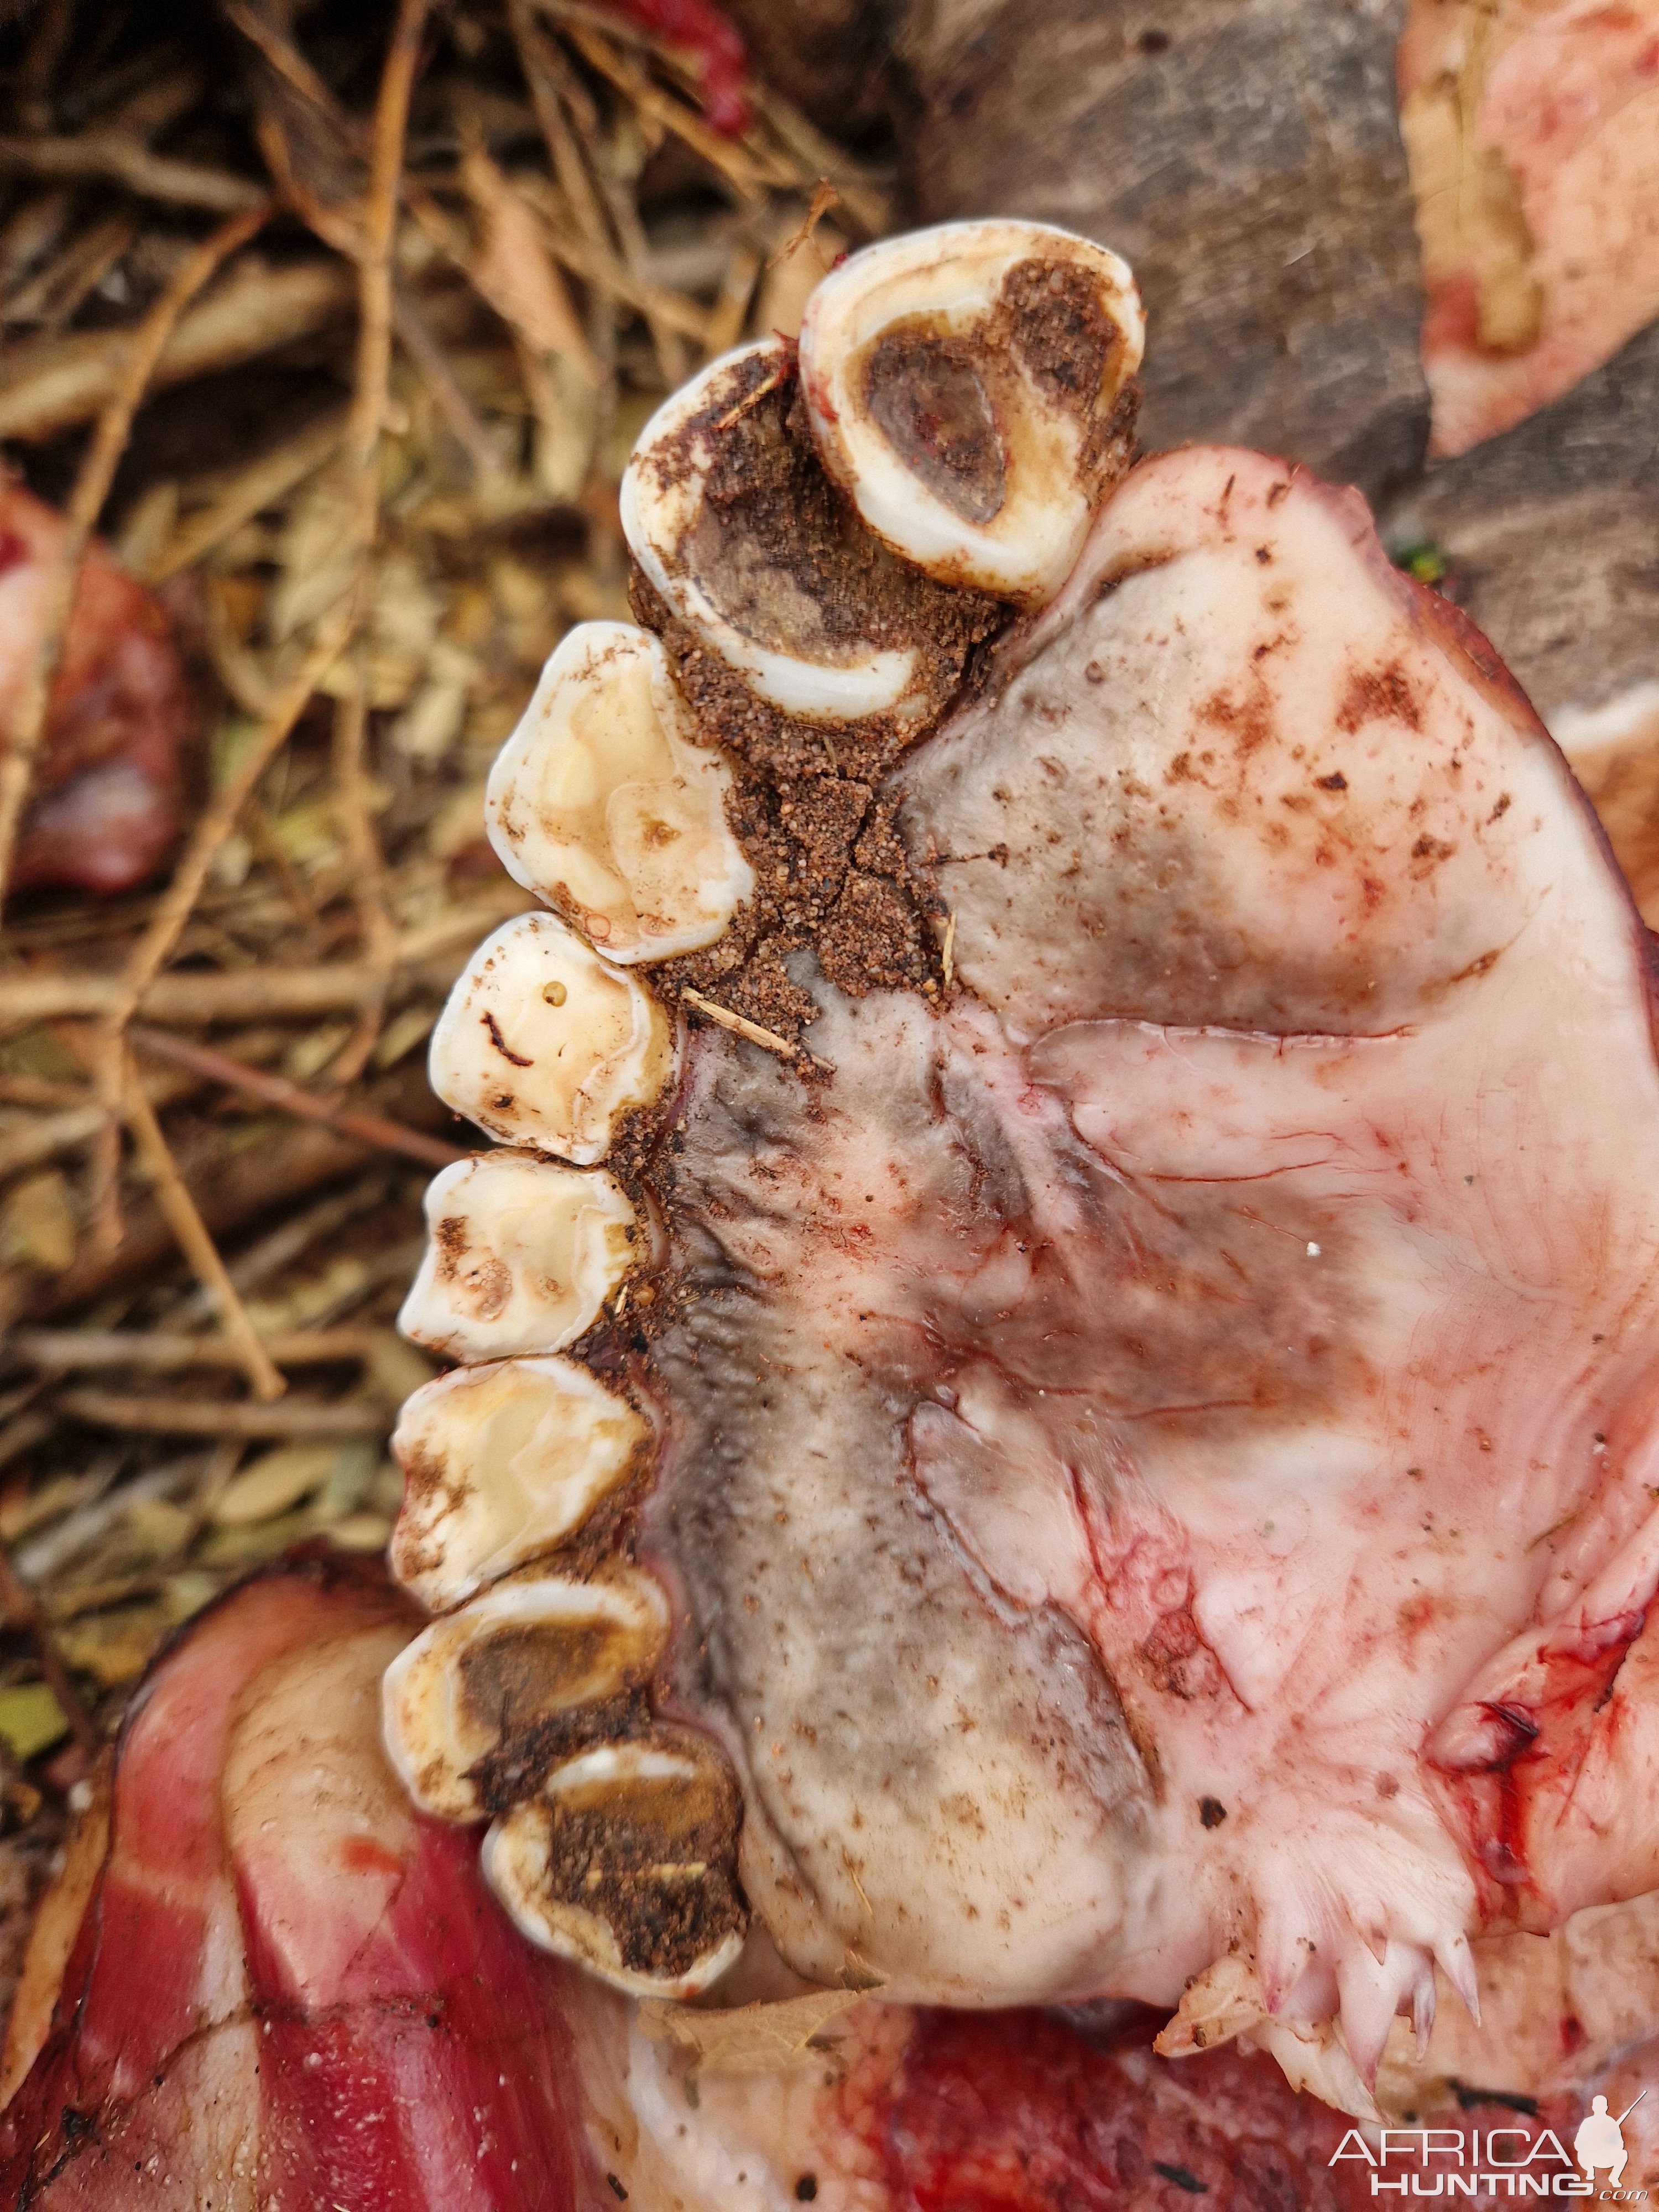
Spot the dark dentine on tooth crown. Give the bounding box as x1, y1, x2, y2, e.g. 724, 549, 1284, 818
537, 1734, 745, 1976
624, 340, 1028, 1044
391, 220, 1154, 2001
652, 347, 983, 665
860, 257, 1133, 528
619, 269, 1138, 1044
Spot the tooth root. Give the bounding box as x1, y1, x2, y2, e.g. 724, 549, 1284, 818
620, 337, 987, 726
398, 1153, 641, 1364
799, 218, 1144, 606
380, 1569, 670, 1823
390, 1357, 652, 1612
482, 1726, 747, 2001
486, 623, 754, 963
429, 911, 677, 1164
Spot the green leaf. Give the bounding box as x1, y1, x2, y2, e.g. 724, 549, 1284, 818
0, 1680, 70, 1762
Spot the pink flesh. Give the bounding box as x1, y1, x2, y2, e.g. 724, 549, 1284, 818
642, 443, 1659, 2085
17, 1562, 1659, 2210
1399, 0, 1659, 457
0, 481, 188, 896
0, 1563, 596, 2208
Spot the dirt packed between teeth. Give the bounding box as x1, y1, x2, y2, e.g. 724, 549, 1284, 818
629, 353, 1061, 1045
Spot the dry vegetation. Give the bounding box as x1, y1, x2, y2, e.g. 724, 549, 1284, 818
0, 0, 884, 2007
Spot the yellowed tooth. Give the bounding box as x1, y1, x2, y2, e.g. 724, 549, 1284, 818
380, 1568, 671, 1823
429, 912, 677, 1164
487, 623, 753, 963
482, 1726, 747, 2000
398, 1153, 639, 1363
799, 218, 1144, 605
620, 338, 966, 724
390, 1356, 651, 1611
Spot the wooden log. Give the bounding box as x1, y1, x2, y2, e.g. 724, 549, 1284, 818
896, 0, 1659, 727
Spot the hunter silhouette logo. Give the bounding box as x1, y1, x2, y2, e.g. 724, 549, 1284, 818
1577, 2094, 1646, 2190
1329, 2096, 1652, 2198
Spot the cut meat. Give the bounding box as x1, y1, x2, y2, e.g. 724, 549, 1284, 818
635, 442, 1659, 2105
385, 215, 1659, 2116
1399, 0, 1659, 458
0, 481, 190, 896
15, 1561, 1659, 2211
0, 1561, 596, 2209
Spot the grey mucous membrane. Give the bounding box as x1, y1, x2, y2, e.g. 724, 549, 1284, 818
385, 210, 1659, 2132
390, 215, 1146, 2005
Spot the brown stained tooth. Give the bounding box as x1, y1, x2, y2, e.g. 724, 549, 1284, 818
428, 912, 677, 1164
799, 220, 1144, 605
485, 623, 755, 964
481, 1727, 747, 2001
619, 336, 991, 727
390, 1356, 653, 1612
397, 1152, 641, 1363
380, 1568, 671, 1822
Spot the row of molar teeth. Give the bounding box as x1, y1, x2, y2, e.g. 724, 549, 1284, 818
620, 219, 1144, 726
380, 213, 1148, 2006
387, 611, 731, 1992
387, 612, 739, 1992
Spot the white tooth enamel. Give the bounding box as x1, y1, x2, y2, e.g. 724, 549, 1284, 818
799, 218, 1145, 604
380, 1569, 671, 1822
389, 1356, 651, 1611
429, 911, 676, 1164
486, 623, 754, 962
620, 337, 924, 722
481, 1734, 746, 2001
398, 1152, 639, 1361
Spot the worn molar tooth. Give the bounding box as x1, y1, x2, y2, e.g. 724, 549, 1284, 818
429, 911, 676, 1164
620, 336, 985, 724
380, 1568, 671, 1822
481, 1726, 747, 2000
390, 1357, 653, 1612
398, 1152, 640, 1362
799, 218, 1144, 604
486, 623, 754, 962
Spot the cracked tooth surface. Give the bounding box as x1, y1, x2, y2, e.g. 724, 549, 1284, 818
482, 1728, 746, 2000
398, 1152, 639, 1362
380, 1568, 670, 1822
429, 911, 676, 1163
486, 622, 753, 962
620, 336, 982, 724
390, 1356, 652, 1612
799, 218, 1143, 604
